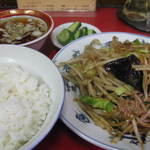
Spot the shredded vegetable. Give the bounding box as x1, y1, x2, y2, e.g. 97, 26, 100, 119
59, 36, 150, 150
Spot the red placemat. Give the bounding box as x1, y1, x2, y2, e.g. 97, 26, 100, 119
0, 7, 149, 150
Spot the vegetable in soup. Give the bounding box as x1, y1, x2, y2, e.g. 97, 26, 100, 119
0, 16, 48, 44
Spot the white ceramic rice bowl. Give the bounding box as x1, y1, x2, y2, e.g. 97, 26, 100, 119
0, 44, 64, 150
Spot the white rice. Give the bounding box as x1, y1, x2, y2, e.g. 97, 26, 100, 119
0, 64, 52, 150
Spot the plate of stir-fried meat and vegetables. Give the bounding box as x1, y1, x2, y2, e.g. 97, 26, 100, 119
53, 32, 150, 150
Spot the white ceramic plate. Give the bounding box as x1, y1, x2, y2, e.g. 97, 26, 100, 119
0, 45, 64, 150
53, 32, 150, 150
51, 22, 101, 49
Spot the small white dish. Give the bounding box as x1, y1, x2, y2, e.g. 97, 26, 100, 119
53, 32, 150, 150
51, 22, 101, 49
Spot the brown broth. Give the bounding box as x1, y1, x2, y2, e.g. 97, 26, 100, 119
0, 16, 48, 44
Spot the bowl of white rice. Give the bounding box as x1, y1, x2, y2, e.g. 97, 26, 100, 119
0, 45, 64, 150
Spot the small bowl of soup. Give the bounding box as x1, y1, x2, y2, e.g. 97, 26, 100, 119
0, 9, 54, 50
